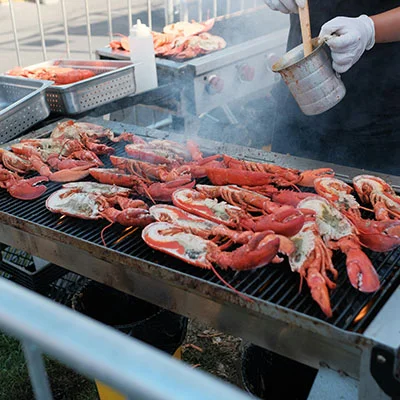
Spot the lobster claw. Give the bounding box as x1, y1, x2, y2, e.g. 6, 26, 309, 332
306, 268, 333, 318
338, 237, 380, 293
208, 231, 280, 271
240, 206, 305, 237
7, 176, 48, 200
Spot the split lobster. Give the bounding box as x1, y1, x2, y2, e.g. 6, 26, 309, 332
298, 196, 380, 293
314, 177, 400, 252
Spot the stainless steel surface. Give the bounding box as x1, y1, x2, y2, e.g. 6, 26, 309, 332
272, 38, 346, 116
22, 60, 136, 115
0, 277, 253, 400
308, 367, 358, 400
0, 76, 51, 144
359, 287, 400, 399
2, 118, 400, 395
191, 30, 287, 114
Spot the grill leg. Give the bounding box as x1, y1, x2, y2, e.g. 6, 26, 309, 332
307, 367, 358, 400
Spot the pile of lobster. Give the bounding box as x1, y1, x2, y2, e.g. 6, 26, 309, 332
6, 66, 96, 85
4, 120, 400, 318
109, 19, 227, 60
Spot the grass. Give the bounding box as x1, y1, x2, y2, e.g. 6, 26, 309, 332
0, 333, 98, 400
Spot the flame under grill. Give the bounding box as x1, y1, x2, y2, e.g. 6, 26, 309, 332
0, 137, 400, 333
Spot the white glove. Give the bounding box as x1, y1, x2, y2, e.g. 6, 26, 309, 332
319, 15, 375, 73
264, 0, 305, 14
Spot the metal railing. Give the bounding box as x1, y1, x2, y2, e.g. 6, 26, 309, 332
6, 0, 265, 67
0, 277, 252, 399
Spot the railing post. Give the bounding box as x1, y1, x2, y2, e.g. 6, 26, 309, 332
197, 0, 203, 22
22, 340, 53, 400
83, 0, 93, 59
60, 0, 71, 58
107, 0, 113, 43
147, 0, 152, 30
8, 0, 22, 66
128, 0, 132, 31
35, 0, 47, 61
179, 0, 188, 22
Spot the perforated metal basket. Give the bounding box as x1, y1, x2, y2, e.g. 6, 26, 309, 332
23, 60, 136, 115
0, 76, 52, 144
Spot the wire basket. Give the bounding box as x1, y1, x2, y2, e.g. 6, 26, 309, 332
0, 76, 52, 144
0, 247, 66, 292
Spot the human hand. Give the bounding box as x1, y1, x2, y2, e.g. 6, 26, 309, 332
264, 0, 305, 14
319, 15, 375, 73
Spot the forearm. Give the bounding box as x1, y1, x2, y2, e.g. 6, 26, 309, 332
370, 7, 400, 43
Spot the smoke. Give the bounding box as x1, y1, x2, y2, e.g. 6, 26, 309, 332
161, 0, 289, 152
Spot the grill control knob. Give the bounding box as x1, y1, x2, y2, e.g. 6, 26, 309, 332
238, 63, 255, 82
205, 75, 224, 95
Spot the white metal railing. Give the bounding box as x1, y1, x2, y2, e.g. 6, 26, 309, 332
6, 0, 265, 68
0, 277, 253, 399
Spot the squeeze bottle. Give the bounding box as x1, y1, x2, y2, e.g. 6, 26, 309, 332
129, 19, 158, 94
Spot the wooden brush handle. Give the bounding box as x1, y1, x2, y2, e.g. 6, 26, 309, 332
299, 0, 313, 57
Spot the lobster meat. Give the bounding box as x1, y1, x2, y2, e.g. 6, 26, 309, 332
142, 222, 280, 272
353, 175, 400, 220
110, 156, 191, 182
315, 177, 400, 252
149, 204, 295, 259
196, 185, 305, 237
298, 196, 380, 293
46, 186, 153, 228
89, 168, 195, 202
49, 120, 115, 155
289, 221, 337, 318
172, 188, 245, 227
8, 139, 100, 183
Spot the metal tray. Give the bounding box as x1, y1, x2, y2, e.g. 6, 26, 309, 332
0, 76, 52, 144
22, 59, 136, 115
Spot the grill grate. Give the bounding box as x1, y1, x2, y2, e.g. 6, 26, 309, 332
0, 137, 399, 332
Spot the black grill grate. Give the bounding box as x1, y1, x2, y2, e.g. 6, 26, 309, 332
0, 138, 399, 332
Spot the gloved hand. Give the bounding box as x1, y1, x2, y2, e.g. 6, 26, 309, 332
319, 15, 375, 73
264, 0, 305, 14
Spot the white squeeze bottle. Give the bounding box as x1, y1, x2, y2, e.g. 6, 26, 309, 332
129, 19, 158, 94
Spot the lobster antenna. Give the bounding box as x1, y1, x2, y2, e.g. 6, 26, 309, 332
100, 221, 114, 247
210, 264, 254, 303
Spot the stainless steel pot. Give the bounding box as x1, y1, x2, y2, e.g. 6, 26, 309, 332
272, 38, 346, 116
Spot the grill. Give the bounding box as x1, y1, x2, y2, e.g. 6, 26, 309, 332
1, 118, 400, 398
95, 6, 287, 117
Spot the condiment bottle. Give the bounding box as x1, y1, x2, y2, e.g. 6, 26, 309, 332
128, 19, 158, 93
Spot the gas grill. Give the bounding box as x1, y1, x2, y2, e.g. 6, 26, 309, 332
1, 118, 400, 399
95, 6, 288, 133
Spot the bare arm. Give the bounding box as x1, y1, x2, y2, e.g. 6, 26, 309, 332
370, 7, 400, 43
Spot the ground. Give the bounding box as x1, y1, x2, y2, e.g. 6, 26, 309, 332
0, 318, 244, 399
181, 319, 243, 388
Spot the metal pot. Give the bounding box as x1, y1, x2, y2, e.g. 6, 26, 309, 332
272, 38, 346, 116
